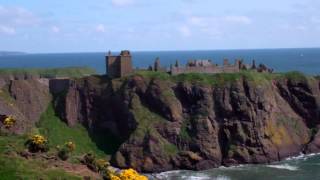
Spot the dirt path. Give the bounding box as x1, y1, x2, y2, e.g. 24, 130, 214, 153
56, 161, 102, 179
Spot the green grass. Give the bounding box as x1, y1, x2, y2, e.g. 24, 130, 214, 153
0, 156, 81, 180
0, 135, 82, 180
162, 141, 179, 155
179, 119, 192, 142
130, 95, 166, 138
129, 94, 179, 155
0, 86, 15, 105
0, 135, 26, 154
276, 71, 308, 81
0, 103, 107, 179
133, 70, 309, 86
37, 104, 107, 158
0, 66, 96, 78
133, 70, 170, 80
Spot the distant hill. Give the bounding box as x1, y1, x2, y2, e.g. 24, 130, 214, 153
0, 51, 26, 56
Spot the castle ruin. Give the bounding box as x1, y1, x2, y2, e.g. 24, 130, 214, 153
106, 50, 133, 78
106, 50, 273, 78
170, 59, 242, 75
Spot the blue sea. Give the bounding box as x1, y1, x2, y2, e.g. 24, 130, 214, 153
0, 48, 319, 75
1, 48, 320, 180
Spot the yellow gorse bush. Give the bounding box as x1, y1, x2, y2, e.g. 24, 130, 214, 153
31, 134, 47, 145
110, 174, 121, 180
65, 141, 76, 152
96, 159, 109, 169
3, 116, 15, 128
109, 168, 148, 180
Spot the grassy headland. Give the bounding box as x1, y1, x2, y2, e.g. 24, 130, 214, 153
0, 66, 96, 78
133, 70, 312, 86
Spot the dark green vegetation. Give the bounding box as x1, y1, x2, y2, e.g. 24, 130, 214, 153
0, 66, 96, 78
37, 104, 107, 158
130, 94, 166, 138
133, 70, 313, 86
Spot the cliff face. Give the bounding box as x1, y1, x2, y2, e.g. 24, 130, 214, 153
0, 77, 51, 134
54, 74, 320, 172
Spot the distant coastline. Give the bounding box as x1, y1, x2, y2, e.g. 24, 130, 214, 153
0, 51, 27, 56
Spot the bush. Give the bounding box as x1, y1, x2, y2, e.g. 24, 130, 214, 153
82, 153, 110, 172
107, 168, 148, 180
1, 115, 16, 128
83, 153, 99, 172
82, 154, 148, 180
26, 135, 49, 153
57, 141, 76, 161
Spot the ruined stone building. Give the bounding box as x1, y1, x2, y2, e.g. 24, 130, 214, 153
170, 59, 241, 75
169, 58, 272, 75
106, 50, 133, 78
105, 50, 273, 78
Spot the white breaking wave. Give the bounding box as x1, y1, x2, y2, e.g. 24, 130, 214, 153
152, 171, 231, 180
266, 164, 299, 171
215, 175, 232, 180
219, 164, 246, 170
285, 152, 320, 161
285, 153, 305, 161
176, 174, 230, 180
180, 174, 212, 180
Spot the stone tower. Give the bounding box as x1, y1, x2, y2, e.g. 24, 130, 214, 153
154, 57, 160, 71
106, 50, 133, 78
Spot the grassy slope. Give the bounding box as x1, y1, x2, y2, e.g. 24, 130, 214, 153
0, 136, 82, 180
0, 104, 108, 179
37, 104, 107, 158
0, 66, 96, 78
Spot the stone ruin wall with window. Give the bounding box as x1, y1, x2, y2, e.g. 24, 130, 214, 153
170, 59, 241, 75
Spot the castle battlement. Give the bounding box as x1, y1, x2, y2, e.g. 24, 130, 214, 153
170, 59, 242, 75
105, 50, 273, 78
106, 50, 133, 78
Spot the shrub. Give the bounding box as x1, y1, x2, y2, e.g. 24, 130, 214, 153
57, 141, 76, 161
82, 154, 148, 180
107, 168, 148, 180
26, 135, 49, 153
96, 159, 110, 171
82, 153, 110, 172
1, 116, 16, 128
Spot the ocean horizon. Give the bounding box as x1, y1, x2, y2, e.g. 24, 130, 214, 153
0, 48, 319, 75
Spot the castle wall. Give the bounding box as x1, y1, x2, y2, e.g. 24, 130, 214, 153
171, 65, 240, 75
120, 56, 133, 77
106, 56, 121, 78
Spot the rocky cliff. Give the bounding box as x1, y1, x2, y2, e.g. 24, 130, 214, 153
0, 77, 51, 134
55, 72, 320, 173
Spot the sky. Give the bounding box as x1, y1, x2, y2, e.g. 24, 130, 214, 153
0, 0, 319, 53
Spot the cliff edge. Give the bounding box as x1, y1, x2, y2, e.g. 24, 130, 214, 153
53, 71, 320, 172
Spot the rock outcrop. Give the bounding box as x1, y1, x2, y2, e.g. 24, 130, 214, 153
0, 77, 51, 134
1, 72, 319, 172
55, 73, 320, 173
